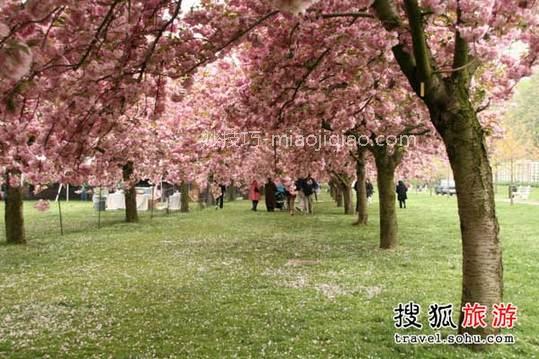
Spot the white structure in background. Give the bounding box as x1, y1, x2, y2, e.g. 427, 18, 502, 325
92, 186, 181, 211
168, 192, 182, 210
105, 188, 151, 211
514, 186, 532, 200
495, 160, 539, 185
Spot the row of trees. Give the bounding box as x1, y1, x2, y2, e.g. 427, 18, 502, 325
1, 0, 292, 238
2, 0, 538, 338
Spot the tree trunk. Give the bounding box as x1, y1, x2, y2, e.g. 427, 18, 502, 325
228, 181, 237, 201
122, 162, 139, 223
370, 144, 402, 250
204, 182, 213, 207
335, 186, 343, 207
372, 0, 503, 338
197, 183, 206, 210
329, 178, 342, 207
436, 107, 502, 336
4, 180, 26, 244
180, 182, 189, 213
355, 149, 369, 225
375, 160, 398, 249
341, 182, 354, 215
329, 180, 337, 201
332, 173, 354, 215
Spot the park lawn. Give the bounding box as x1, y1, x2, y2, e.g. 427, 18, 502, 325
0, 193, 538, 358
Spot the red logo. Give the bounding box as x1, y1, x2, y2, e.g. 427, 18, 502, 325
492, 303, 518, 329
461, 303, 488, 328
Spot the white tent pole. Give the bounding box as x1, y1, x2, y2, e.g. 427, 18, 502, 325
55, 184, 63, 202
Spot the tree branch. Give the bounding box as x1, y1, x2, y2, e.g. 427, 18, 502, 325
451, 0, 473, 87
74, 1, 120, 70
403, 0, 434, 81
372, 0, 418, 89
137, 0, 183, 81
276, 47, 331, 124
183, 11, 279, 76
372, 0, 402, 31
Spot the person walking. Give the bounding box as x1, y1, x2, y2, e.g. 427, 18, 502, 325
366, 179, 374, 205
303, 174, 317, 214
249, 180, 261, 211
215, 183, 226, 209
296, 177, 306, 213
396, 180, 408, 209
313, 180, 320, 201
353, 180, 360, 212
264, 177, 277, 212
283, 176, 298, 215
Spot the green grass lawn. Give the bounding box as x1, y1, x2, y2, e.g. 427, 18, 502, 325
0, 193, 538, 358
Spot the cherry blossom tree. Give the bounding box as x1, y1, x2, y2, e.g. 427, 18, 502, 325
1, 0, 286, 241
260, 0, 539, 336
205, 0, 539, 336
229, 6, 442, 245
1, 0, 538, 339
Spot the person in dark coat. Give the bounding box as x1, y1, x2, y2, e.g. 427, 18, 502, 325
396, 180, 408, 208
216, 184, 226, 209
366, 179, 374, 204
303, 174, 317, 214
353, 180, 361, 212
264, 177, 277, 212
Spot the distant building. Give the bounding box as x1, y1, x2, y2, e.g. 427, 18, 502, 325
495, 160, 539, 185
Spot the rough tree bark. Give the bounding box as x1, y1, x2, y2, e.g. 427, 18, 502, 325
342, 186, 354, 214
180, 181, 190, 213
227, 181, 237, 201
372, 0, 503, 336
335, 188, 343, 207
434, 104, 502, 336
332, 173, 354, 214
329, 176, 343, 208
204, 183, 213, 207
341, 180, 355, 215
4, 172, 26, 244
122, 161, 139, 223
370, 145, 403, 249
328, 180, 334, 201
354, 148, 369, 225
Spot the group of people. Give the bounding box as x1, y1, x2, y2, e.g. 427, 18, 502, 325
248, 176, 409, 214
248, 175, 319, 214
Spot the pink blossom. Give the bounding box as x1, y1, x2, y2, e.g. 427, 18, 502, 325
34, 199, 50, 212
0, 21, 9, 37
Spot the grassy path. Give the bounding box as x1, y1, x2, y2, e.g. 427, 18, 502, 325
0, 193, 538, 358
